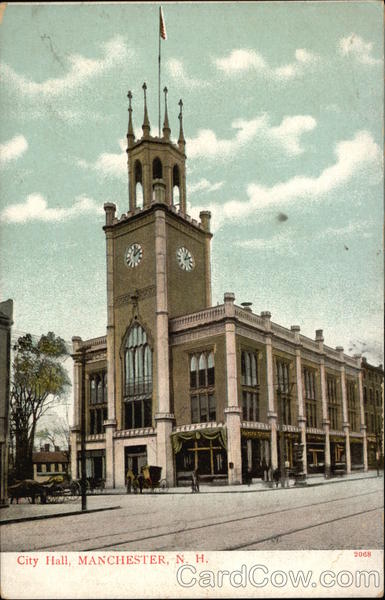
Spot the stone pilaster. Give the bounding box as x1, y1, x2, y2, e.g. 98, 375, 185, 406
164, 164, 172, 204
199, 211, 212, 308
263, 311, 278, 471
154, 208, 174, 485
320, 356, 331, 477
143, 157, 151, 207
224, 293, 242, 484
355, 355, 368, 472
104, 204, 117, 488
337, 347, 351, 474
225, 407, 242, 484
292, 326, 307, 474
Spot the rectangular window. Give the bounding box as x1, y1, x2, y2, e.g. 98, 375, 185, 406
327, 375, 340, 430
189, 351, 216, 424
208, 394, 216, 421
241, 350, 260, 422
37, 463, 42, 473
275, 359, 292, 425
304, 368, 317, 428
191, 396, 199, 423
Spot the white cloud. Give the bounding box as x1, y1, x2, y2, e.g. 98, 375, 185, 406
269, 116, 317, 155
187, 113, 316, 160
339, 34, 381, 66
321, 221, 373, 239
1, 36, 132, 97
215, 47, 319, 80
0, 135, 28, 165
77, 138, 126, 178
234, 131, 380, 218
215, 49, 267, 74
236, 230, 297, 255
192, 131, 381, 229
167, 58, 209, 89
1, 193, 104, 224
187, 179, 224, 194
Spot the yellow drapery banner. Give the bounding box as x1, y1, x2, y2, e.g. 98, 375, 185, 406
171, 428, 227, 453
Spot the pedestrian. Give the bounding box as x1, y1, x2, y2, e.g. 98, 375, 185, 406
195, 469, 200, 493
191, 469, 200, 493
246, 467, 252, 486
262, 459, 268, 482
126, 468, 134, 494
273, 468, 280, 488
137, 472, 144, 494
284, 459, 290, 488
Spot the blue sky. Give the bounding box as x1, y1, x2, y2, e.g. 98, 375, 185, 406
0, 2, 383, 365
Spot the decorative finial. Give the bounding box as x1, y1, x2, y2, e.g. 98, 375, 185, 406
127, 90, 135, 147
178, 98, 185, 150
162, 86, 170, 140
142, 82, 150, 137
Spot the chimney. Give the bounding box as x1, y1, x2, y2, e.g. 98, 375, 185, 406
55, 445, 60, 452
241, 302, 253, 313
44, 443, 50, 452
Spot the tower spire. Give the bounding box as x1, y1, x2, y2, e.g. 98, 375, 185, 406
162, 87, 170, 141
142, 82, 150, 138
178, 99, 185, 151
127, 90, 135, 148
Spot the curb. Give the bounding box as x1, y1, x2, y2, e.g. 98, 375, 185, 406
89, 474, 381, 496
0, 505, 121, 526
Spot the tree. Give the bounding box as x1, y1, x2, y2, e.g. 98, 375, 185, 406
9, 332, 70, 480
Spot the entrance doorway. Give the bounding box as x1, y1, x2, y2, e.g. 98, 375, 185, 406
124, 445, 147, 477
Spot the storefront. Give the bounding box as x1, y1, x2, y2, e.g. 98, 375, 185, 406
350, 437, 364, 469
330, 435, 346, 472
241, 429, 270, 479
367, 436, 378, 468
306, 434, 325, 474
277, 431, 301, 469
172, 428, 227, 485
77, 449, 105, 480
124, 444, 148, 477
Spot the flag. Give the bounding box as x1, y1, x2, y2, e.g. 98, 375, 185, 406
159, 7, 167, 40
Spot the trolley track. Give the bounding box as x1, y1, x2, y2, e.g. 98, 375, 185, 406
16, 488, 382, 552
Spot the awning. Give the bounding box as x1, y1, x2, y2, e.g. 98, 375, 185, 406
171, 428, 227, 453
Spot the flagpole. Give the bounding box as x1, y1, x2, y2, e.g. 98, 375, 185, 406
158, 7, 161, 137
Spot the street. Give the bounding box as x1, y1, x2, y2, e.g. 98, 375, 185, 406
1, 477, 383, 552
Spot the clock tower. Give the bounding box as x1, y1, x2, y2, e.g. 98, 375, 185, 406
102, 84, 212, 486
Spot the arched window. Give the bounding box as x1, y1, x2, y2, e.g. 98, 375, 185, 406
190, 355, 198, 388
172, 164, 180, 206
189, 350, 216, 423
124, 324, 152, 429
89, 371, 107, 434
134, 160, 143, 209
90, 377, 96, 404
152, 157, 163, 179
198, 353, 207, 387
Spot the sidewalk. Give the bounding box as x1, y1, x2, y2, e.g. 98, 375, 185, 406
1, 471, 381, 525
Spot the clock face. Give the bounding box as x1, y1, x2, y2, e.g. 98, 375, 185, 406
125, 243, 143, 268
177, 246, 195, 271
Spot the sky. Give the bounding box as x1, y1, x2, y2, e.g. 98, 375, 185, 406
0, 1, 383, 369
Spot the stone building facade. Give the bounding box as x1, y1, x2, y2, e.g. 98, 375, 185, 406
362, 358, 384, 468
70, 86, 375, 488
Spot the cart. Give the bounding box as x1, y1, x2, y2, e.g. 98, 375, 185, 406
8, 476, 80, 504
42, 474, 81, 503
139, 465, 168, 492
